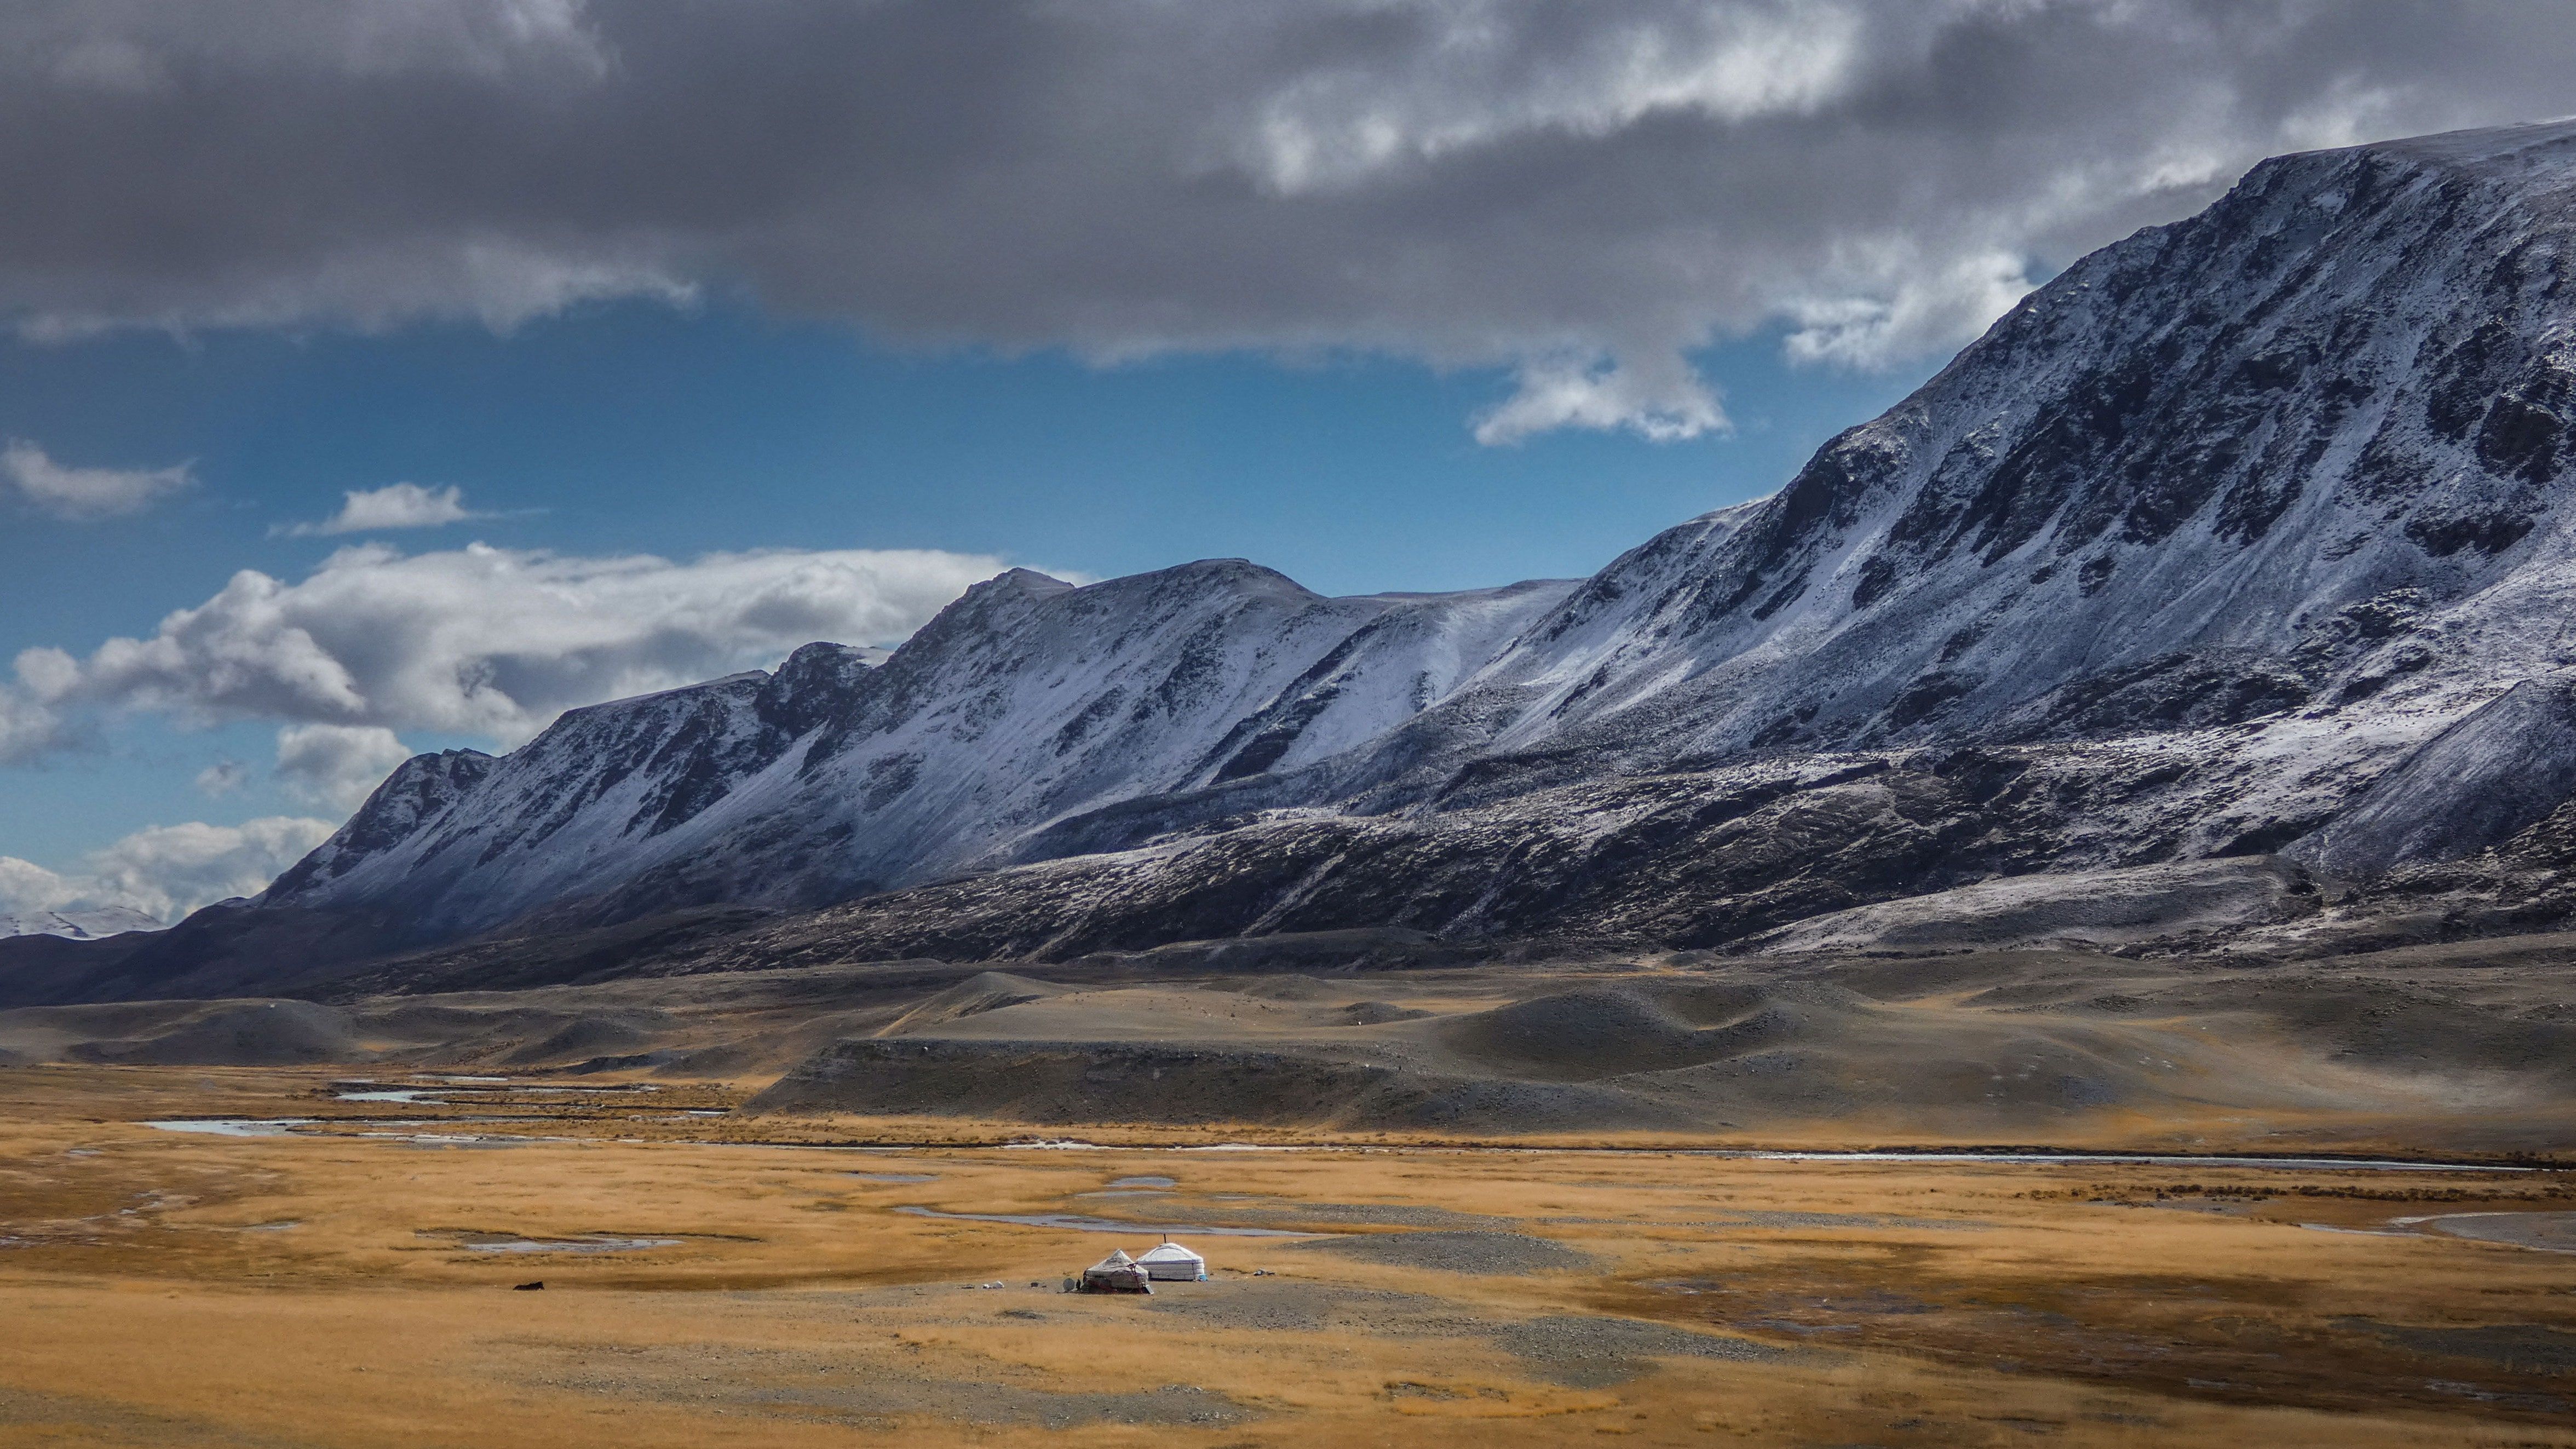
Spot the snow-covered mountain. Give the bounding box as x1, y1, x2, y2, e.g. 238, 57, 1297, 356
0, 906, 163, 941
252, 119, 2576, 957
265, 566, 1577, 941
1333, 117, 2576, 855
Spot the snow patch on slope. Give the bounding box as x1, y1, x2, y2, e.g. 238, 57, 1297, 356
0, 906, 163, 941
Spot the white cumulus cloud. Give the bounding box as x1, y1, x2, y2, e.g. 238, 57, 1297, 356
279, 482, 486, 537
2, 439, 193, 518
274, 723, 415, 809
0, 815, 336, 924
14, 540, 1011, 748
0, 854, 76, 914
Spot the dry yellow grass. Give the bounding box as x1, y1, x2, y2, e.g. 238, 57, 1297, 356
2, 1065, 2572, 1447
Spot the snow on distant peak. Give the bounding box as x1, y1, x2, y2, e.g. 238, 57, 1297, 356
0, 905, 164, 941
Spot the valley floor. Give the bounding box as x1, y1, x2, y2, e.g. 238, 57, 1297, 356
2, 1066, 2572, 1447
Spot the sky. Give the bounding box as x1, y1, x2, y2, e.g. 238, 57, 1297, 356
3, 0, 2573, 923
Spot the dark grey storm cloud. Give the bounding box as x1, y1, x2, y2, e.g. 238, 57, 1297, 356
7, 1, 2574, 438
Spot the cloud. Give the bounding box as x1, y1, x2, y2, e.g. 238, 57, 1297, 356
3, 439, 193, 518
1782, 248, 2042, 371
193, 757, 249, 797
16, 540, 1009, 748
1474, 352, 1729, 446
4, 3, 2573, 441
273, 723, 413, 809
0, 816, 336, 923
0, 686, 61, 764
278, 482, 486, 537
0, 855, 75, 914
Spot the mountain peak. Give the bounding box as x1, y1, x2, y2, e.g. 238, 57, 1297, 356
2344, 116, 2576, 173
1102, 557, 1320, 605
993, 566, 1076, 594
224, 120, 2576, 962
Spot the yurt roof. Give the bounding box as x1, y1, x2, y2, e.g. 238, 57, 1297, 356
1137, 1241, 1204, 1263
1091, 1249, 1136, 1268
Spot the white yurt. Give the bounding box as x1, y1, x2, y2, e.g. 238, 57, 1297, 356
1079, 1248, 1153, 1293
1136, 1238, 1207, 1281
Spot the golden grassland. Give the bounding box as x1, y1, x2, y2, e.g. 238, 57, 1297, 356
2, 1065, 2573, 1447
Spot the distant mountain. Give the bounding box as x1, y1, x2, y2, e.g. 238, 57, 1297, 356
22, 119, 2576, 999
258, 572, 1578, 943
0, 906, 163, 941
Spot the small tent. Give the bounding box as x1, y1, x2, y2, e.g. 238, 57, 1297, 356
1079, 1248, 1152, 1293
1136, 1238, 1207, 1281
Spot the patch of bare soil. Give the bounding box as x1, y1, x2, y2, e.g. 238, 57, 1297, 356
1638, 1255, 2576, 1423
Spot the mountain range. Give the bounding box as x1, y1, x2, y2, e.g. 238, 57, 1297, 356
12, 118, 2576, 1004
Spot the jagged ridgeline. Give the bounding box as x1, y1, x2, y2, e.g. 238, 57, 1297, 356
20, 119, 2576, 998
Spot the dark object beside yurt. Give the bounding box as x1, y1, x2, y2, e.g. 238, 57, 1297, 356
1078, 1249, 1152, 1293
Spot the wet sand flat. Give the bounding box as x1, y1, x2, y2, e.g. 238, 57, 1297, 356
3, 1066, 2575, 1447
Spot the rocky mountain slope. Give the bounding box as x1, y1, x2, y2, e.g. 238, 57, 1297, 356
16, 119, 2576, 1000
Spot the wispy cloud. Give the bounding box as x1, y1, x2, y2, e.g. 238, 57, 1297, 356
2, 440, 193, 519
1474, 352, 1730, 446
275, 482, 490, 537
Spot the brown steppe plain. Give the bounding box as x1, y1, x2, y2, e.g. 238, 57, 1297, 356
3, 1059, 2574, 1448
